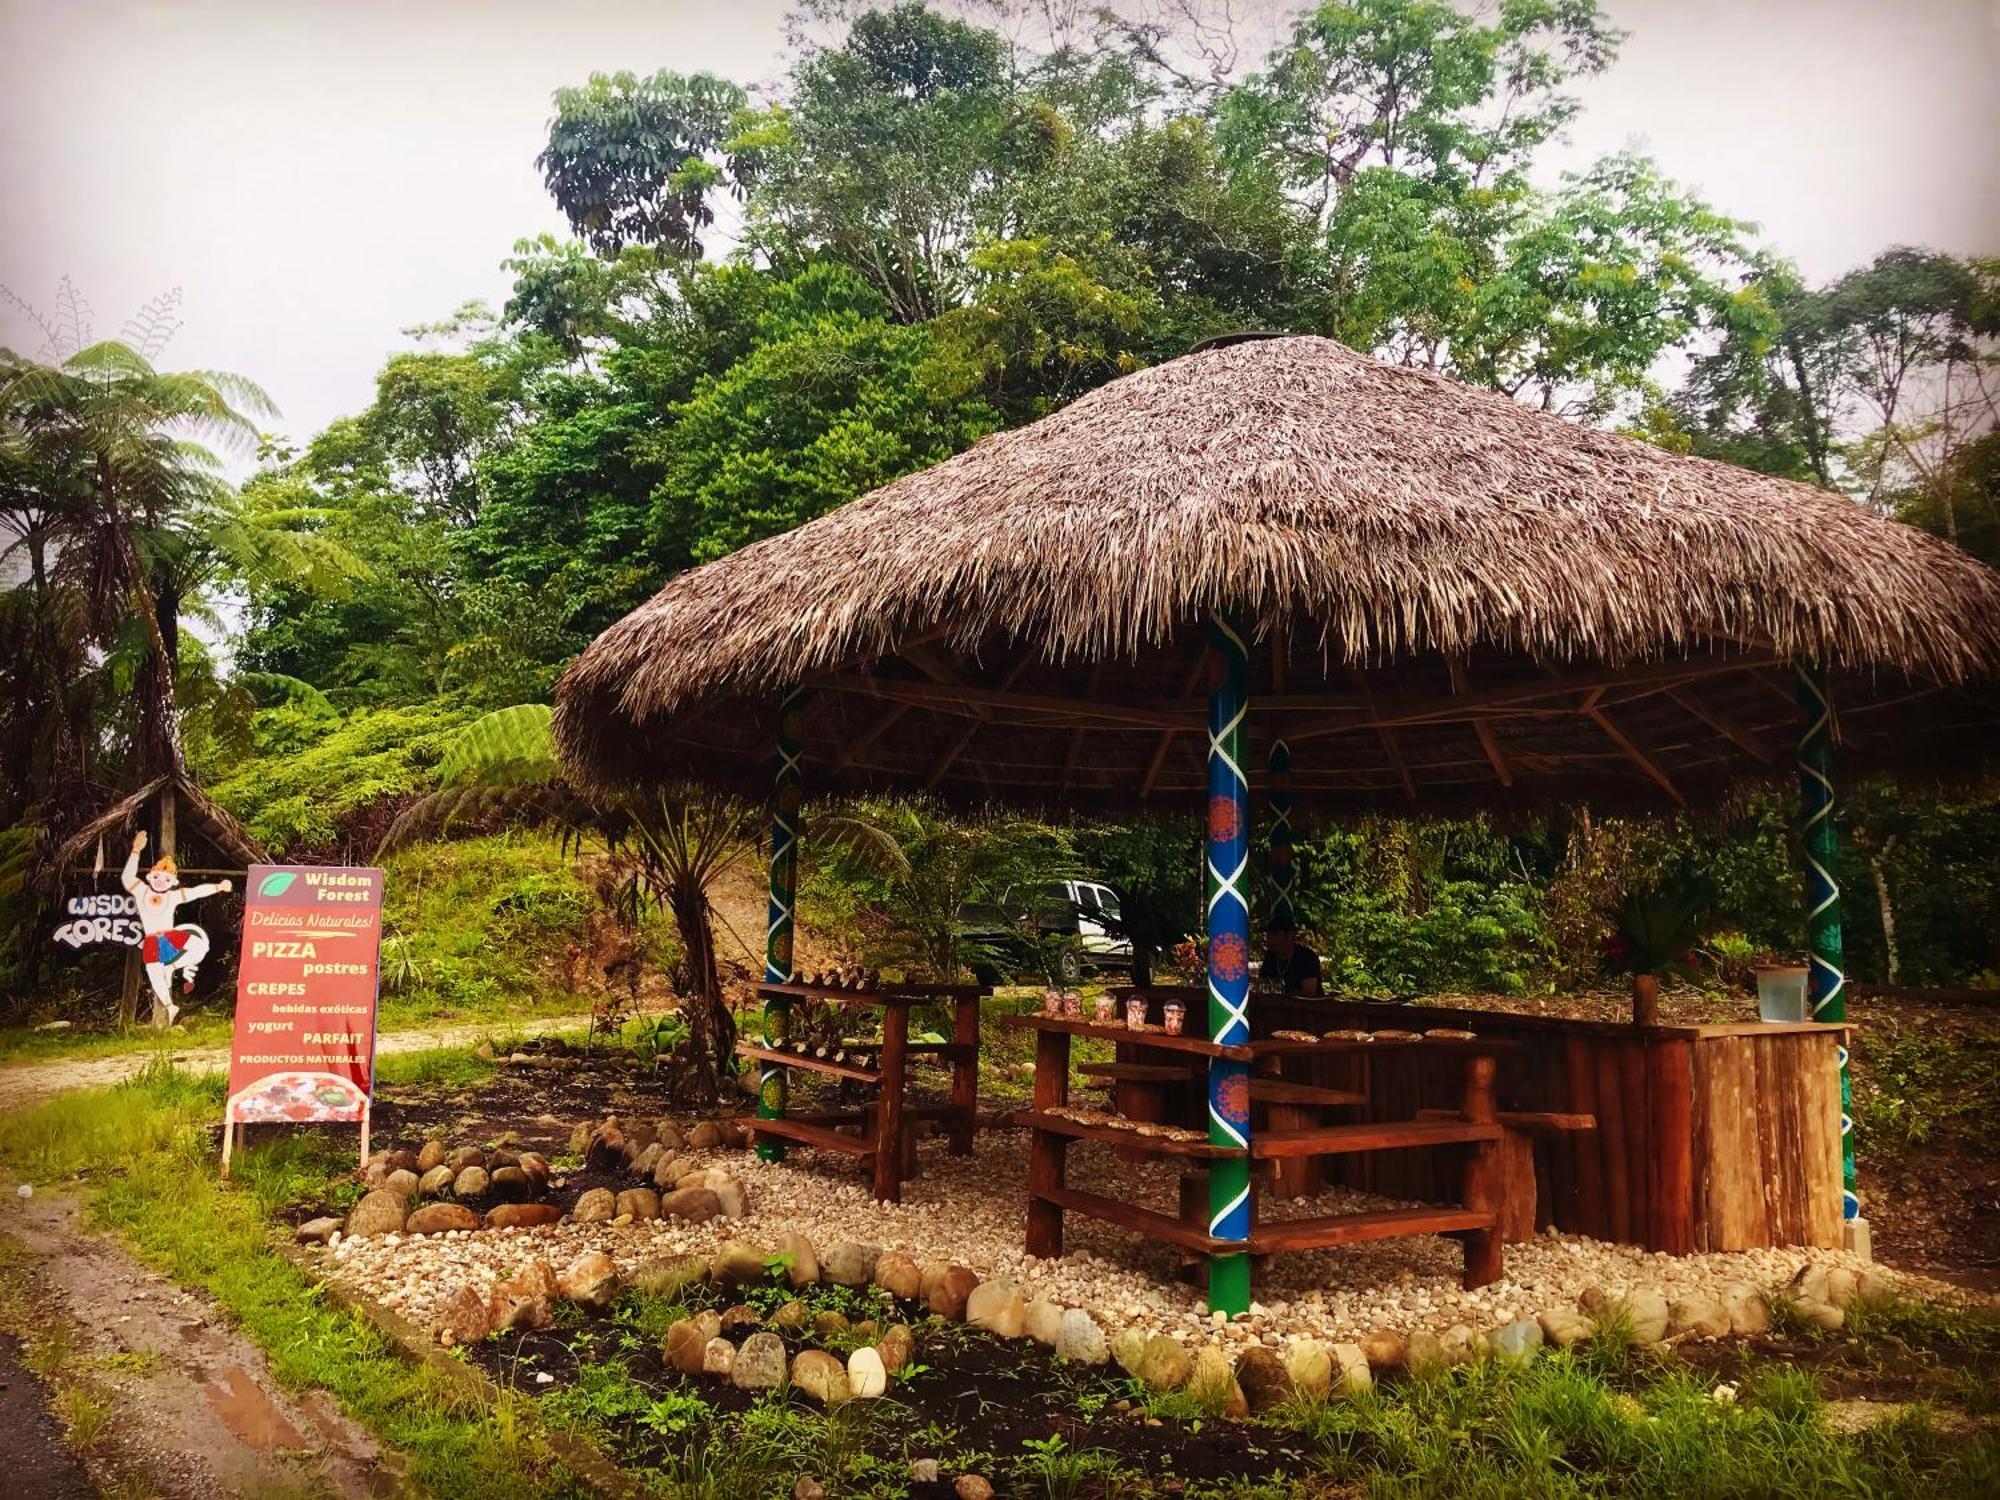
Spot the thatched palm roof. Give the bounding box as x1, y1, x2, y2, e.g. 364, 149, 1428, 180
48, 772, 265, 878
555, 336, 2000, 814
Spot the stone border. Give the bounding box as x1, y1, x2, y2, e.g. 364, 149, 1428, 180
275, 1241, 644, 1500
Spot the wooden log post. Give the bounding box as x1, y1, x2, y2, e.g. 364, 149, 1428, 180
874, 1003, 909, 1202
1027, 1027, 1072, 1257
1459, 1053, 1504, 1286
1204, 617, 1254, 1316
949, 993, 979, 1155
1797, 662, 1859, 1227
756, 688, 805, 1162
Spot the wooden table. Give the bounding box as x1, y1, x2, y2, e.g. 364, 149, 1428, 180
739, 981, 985, 1202
1004, 1014, 1513, 1290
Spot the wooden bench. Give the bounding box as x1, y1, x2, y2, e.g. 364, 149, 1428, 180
1417, 1108, 1596, 1242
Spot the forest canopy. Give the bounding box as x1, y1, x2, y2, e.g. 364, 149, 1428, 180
6, 0, 1998, 1008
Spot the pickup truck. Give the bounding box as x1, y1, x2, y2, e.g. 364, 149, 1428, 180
959, 879, 1134, 984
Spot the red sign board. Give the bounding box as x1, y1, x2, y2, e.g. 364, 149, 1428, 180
226, 865, 384, 1141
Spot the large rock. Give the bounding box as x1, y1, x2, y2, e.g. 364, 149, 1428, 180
659, 1187, 721, 1223
812, 1310, 850, 1339
570, 1188, 617, 1224
1668, 1295, 1730, 1341
1722, 1284, 1770, 1336
488, 1166, 532, 1201
418, 1165, 456, 1198
713, 1179, 749, 1220
417, 1138, 448, 1173
1628, 1289, 1670, 1345
966, 1280, 1026, 1338
1332, 1343, 1373, 1395
665, 1312, 722, 1374
344, 1189, 409, 1239
1437, 1324, 1478, 1366
712, 1242, 771, 1287
875, 1324, 914, 1376
1539, 1308, 1593, 1348
1024, 1300, 1065, 1347
1136, 1335, 1193, 1392
873, 1252, 922, 1300
437, 1283, 490, 1346
489, 1261, 558, 1331
1186, 1346, 1247, 1417
775, 1231, 819, 1288
847, 1345, 888, 1399
383, 1168, 421, 1200
722, 1304, 762, 1333
1359, 1329, 1407, 1372
1234, 1346, 1292, 1413
295, 1217, 341, 1246
518, 1152, 551, 1189
634, 1255, 711, 1299
616, 1188, 661, 1221
1404, 1330, 1447, 1373
651, 1153, 686, 1189
822, 1242, 880, 1288
655, 1124, 686, 1153
1055, 1309, 1107, 1366
447, 1146, 486, 1173
406, 1203, 479, 1236
585, 1122, 628, 1171
451, 1166, 489, 1199
558, 1251, 620, 1308
1285, 1339, 1332, 1399
731, 1331, 788, 1391
701, 1337, 736, 1379
923, 1264, 979, 1320
1110, 1328, 1147, 1379
486, 1202, 562, 1230
1491, 1320, 1543, 1364
384, 1148, 421, 1174
791, 1349, 851, 1406
688, 1120, 725, 1150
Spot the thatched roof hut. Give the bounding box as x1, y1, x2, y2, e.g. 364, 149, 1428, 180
48, 772, 264, 878
555, 336, 2000, 813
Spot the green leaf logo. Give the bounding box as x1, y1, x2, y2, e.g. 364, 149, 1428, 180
258, 872, 297, 898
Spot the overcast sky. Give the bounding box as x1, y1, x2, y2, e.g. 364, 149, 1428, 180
3, 0, 1996, 455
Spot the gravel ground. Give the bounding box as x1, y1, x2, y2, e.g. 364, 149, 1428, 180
320, 1129, 1953, 1351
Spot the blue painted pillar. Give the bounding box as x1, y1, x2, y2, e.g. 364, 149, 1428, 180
1796, 662, 1857, 1221
757, 686, 804, 1162
1205, 618, 1253, 1314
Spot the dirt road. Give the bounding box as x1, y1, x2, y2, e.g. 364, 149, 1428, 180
2, 1192, 387, 1499
0, 1013, 598, 1112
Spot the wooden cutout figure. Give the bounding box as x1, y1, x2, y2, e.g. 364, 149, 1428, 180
122, 831, 232, 1026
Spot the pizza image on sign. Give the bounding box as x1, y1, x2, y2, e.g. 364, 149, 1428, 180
228, 1070, 369, 1123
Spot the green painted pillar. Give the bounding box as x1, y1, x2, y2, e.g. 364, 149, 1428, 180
1796, 662, 1858, 1221
757, 687, 804, 1162
1204, 617, 1253, 1316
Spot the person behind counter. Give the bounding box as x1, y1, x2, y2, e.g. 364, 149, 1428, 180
1260, 915, 1323, 996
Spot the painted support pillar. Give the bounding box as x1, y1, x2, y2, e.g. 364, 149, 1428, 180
1267, 739, 1296, 932
1796, 662, 1858, 1221
1204, 617, 1253, 1315
757, 687, 805, 1162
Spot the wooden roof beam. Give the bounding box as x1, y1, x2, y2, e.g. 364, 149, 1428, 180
1351, 669, 1416, 800
1140, 647, 1216, 799
926, 646, 1039, 789
1588, 705, 1685, 806
1059, 661, 1108, 795
1665, 685, 1775, 763
1450, 659, 1515, 789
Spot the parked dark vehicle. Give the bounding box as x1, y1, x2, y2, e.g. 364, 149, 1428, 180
958, 879, 1134, 984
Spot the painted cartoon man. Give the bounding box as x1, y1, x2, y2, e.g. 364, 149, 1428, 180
122, 831, 232, 1025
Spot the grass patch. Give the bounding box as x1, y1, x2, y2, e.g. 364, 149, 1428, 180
0, 1062, 594, 1500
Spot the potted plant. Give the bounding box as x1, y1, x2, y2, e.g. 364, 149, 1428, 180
1600, 875, 1712, 1026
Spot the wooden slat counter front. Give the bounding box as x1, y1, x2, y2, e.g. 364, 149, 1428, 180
1256, 999, 1848, 1254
